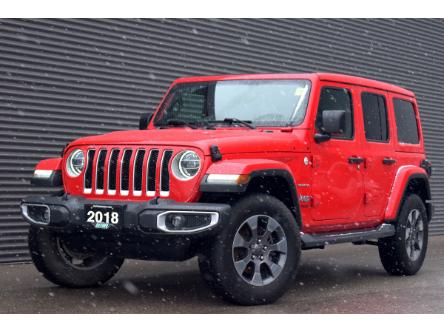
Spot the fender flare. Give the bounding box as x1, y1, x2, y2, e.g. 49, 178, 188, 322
200, 159, 301, 220
384, 165, 431, 221
200, 158, 296, 192
246, 168, 301, 221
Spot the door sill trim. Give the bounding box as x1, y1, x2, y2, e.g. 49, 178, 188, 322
301, 223, 395, 249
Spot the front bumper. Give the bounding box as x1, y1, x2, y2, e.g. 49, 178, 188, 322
21, 194, 231, 234
20, 194, 231, 260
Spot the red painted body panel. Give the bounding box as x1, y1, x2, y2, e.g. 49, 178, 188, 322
35, 158, 62, 171
206, 159, 293, 175
68, 128, 309, 156
47, 72, 428, 234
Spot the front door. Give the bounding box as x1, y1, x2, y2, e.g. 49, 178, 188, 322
311, 84, 365, 229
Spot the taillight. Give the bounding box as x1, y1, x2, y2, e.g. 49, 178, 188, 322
420, 159, 432, 177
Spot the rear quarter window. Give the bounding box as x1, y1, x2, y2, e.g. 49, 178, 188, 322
393, 99, 420, 144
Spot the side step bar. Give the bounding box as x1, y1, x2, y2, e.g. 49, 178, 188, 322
301, 223, 395, 249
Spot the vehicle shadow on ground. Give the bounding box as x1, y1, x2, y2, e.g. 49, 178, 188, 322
31, 255, 389, 313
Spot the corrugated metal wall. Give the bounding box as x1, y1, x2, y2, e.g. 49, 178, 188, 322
0, 18, 443, 263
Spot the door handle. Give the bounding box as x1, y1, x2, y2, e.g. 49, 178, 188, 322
383, 157, 397, 165
348, 156, 365, 164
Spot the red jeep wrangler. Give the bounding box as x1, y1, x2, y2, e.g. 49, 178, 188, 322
21, 73, 433, 305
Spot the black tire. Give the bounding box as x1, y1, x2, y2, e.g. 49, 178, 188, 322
199, 194, 301, 305
29, 226, 124, 288
378, 194, 428, 276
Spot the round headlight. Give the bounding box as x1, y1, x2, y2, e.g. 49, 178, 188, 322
172, 150, 201, 180
66, 149, 85, 177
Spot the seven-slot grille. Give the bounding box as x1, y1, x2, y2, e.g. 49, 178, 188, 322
83, 147, 173, 198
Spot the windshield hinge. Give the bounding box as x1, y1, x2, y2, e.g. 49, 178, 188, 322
210, 145, 222, 162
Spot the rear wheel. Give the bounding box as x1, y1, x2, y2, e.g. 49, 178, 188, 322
199, 194, 301, 305
29, 226, 124, 287
378, 194, 428, 276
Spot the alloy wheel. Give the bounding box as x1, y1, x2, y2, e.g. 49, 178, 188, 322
232, 215, 288, 286
405, 209, 424, 261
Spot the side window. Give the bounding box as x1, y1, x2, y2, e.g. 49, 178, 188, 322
361, 92, 389, 142
316, 87, 354, 139
165, 85, 208, 122
393, 99, 420, 144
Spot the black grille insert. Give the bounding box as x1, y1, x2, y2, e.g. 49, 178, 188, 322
120, 149, 133, 192
108, 149, 120, 192
84, 149, 95, 191
147, 149, 159, 193
133, 149, 145, 193
96, 149, 107, 191
161, 150, 173, 193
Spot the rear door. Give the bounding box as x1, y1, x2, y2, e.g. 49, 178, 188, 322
358, 88, 396, 219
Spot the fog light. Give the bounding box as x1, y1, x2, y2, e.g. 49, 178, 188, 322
159, 212, 218, 232
169, 214, 186, 229
22, 204, 51, 224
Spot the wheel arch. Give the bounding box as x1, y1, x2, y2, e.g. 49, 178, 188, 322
384, 166, 432, 222
244, 169, 301, 227
200, 164, 302, 227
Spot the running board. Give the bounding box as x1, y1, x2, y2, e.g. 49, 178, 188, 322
301, 223, 395, 249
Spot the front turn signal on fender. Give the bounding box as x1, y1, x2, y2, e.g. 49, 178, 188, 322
206, 174, 250, 185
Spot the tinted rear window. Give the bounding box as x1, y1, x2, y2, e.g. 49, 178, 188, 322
361, 92, 389, 142
393, 99, 419, 144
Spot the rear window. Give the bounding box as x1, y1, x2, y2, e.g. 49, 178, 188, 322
393, 99, 420, 144
361, 92, 389, 142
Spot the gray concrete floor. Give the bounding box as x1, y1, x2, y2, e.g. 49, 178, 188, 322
1, 236, 444, 313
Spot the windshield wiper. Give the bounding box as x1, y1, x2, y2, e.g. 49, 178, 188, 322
195, 119, 216, 130
163, 119, 198, 129
210, 118, 256, 129
163, 119, 217, 130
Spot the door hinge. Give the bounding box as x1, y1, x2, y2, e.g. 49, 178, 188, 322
364, 193, 369, 205
312, 155, 320, 168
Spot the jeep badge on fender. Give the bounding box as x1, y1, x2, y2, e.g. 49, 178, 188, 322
21, 73, 433, 305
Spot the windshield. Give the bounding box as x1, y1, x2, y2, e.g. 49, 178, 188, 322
153, 79, 311, 127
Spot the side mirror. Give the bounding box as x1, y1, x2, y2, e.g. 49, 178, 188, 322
139, 113, 154, 130
314, 109, 346, 143
322, 110, 346, 133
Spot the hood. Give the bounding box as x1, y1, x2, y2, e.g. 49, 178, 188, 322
68, 128, 309, 155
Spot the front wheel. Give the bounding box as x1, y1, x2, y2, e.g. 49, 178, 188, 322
378, 194, 428, 276
199, 194, 301, 305
29, 226, 124, 288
